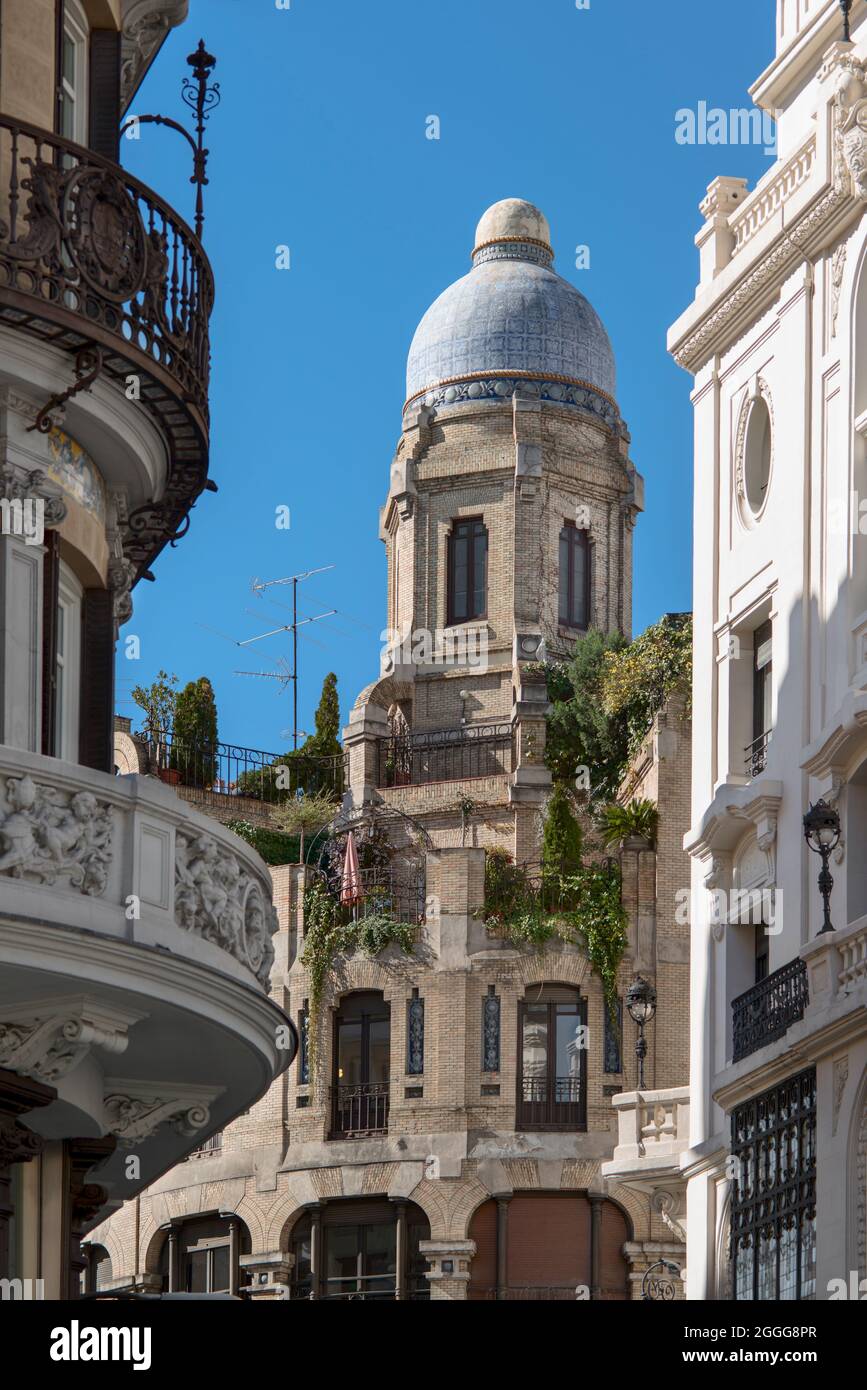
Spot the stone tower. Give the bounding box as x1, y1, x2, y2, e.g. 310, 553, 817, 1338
345, 198, 644, 856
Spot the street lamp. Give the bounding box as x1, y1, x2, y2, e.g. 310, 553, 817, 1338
803, 800, 841, 936
626, 975, 657, 1090
840, 1, 866, 43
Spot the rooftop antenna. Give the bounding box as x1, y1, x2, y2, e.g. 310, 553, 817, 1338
241, 566, 337, 749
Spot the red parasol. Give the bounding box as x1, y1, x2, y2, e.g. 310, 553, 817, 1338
340, 831, 363, 909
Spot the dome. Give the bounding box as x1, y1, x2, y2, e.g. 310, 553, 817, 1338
405, 199, 617, 424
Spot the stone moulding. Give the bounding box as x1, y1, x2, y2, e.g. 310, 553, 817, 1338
175, 829, 278, 987
103, 1079, 222, 1145
671, 46, 867, 375
0, 772, 113, 896
0, 998, 143, 1086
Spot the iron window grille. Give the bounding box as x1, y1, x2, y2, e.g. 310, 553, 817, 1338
730, 1068, 817, 1301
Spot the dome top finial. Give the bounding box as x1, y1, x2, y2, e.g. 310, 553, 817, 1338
472, 199, 553, 266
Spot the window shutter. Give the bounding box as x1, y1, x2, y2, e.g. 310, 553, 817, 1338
79, 587, 115, 772
89, 29, 121, 161
41, 531, 61, 756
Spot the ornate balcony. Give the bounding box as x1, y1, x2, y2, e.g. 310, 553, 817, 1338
330, 1082, 390, 1138
731, 958, 809, 1063
0, 744, 293, 1224
0, 115, 213, 577
376, 723, 512, 788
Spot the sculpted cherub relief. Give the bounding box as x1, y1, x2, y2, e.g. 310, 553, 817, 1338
0, 776, 112, 895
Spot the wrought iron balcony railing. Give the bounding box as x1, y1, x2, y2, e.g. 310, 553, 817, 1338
0, 115, 214, 575
377, 723, 512, 788
330, 1082, 390, 1139
137, 727, 346, 806
744, 730, 770, 778
731, 957, 809, 1063
517, 1075, 586, 1132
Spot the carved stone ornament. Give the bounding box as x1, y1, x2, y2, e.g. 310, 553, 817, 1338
831, 241, 848, 338
652, 1189, 687, 1245
0, 1117, 43, 1166
0, 464, 67, 526
121, 1, 189, 107
0, 1000, 139, 1086
103, 1080, 218, 1145
835, 54, 867, 200
832, 1055, 849, 1137
174, 831, 277, 986
734, 377, 774, 510
0, 774, 113, 896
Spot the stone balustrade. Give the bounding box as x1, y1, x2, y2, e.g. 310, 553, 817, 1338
604, 1086, 690, 1167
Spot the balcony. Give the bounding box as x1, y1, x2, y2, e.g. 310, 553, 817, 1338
0, 743, 293, 1222
0, 115, 213, 576
744, 730, 770, 778
602, 1087, 690, 1172
731, 958, 809, 1063
330, 1082, 390, 1138
517, 1075, 585, 1132
376, 723, 512, 789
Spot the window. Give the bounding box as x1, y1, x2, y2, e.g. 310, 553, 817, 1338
60, 1, 88, 145
747, 619, 772, 775
289, 1199, 431, 1300
159, 1216, 249, 1296
331, 992, 390, 1137
730, 1069, 816, 1301
559, 522, 590, 629
743, 395, 772, 518
754, 925, 769, 985
447, 518, 487, 625
517, 985, 587, 1131
55, 564, 82, 762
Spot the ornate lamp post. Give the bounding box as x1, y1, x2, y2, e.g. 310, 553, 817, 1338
803, 800, 841, 936
626, 975, 657, 1091
120, 38, 221, 241
840, 1, 866, 42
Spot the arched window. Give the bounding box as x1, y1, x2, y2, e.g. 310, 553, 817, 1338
289, 1198, 431, 1300
331, 992, 390, 1138
559, 522, 590, 629
447, 518, 487, 625
517, 984, 587, 1131
159, 1215, 251, 1296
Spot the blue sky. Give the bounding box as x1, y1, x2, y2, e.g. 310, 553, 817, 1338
117, 0, 777, 752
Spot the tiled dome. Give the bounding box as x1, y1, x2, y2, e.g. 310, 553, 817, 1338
405, 200, 617, 414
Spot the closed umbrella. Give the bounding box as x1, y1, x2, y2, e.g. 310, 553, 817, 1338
340, 831, 362, 916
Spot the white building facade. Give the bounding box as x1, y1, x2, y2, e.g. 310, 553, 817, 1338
669, 0, 867, 1301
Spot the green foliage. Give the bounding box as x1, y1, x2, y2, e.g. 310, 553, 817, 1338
482, 853, 627, 1010
601, 613, 692, 760
225, 819, 301, 866
300, 881, 415, 1076
541, 782, 583, 878
541, 615, 692, 802
171, 676, 218, 786
131, 670, 178, 737
273, 789, 340, 862
541, 630, 629, 801
599, 798, 659, 848
313, 672, 341, 744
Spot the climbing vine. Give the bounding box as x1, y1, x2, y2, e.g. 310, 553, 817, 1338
482, 853, 628, 1010
300, 881, 415, 1078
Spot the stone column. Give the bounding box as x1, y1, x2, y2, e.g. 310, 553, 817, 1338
588, 1191, 604, 1300
419, 1239, 475, 1301
309, 1202, 324, 1300
390, 1198, 407, 1300
163, 1222, 178, 1293
0, 1067, 53, 1280
227, 1216, 239, 1296
495, 1195, 510, 1300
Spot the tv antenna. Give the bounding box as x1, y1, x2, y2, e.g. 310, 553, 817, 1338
237, 566, 337, 748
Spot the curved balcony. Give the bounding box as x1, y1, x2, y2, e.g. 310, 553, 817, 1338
0, 114, 213, 577
0, 745, 293, 1225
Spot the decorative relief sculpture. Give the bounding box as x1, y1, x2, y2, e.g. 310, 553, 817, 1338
0, 775, 112, 896
0, 1004, 133, 1086
174, 831, 276, 986
104, 1090, 213, 1144
834, 53, 867, 199
0, 464, 67, 527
